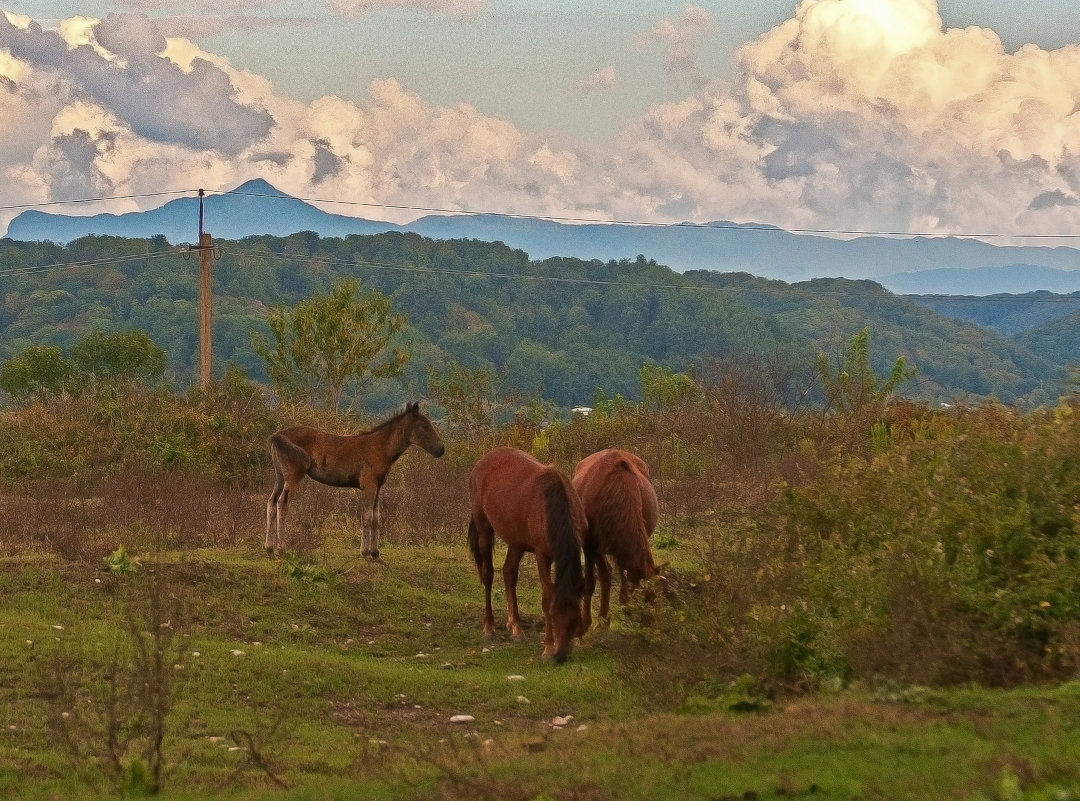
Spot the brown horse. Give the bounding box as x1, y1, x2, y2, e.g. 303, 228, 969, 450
266, 401, 445, 558
467, 447, 586, 663
572, 448, 659, 630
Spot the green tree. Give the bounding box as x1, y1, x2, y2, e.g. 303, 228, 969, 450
71, 330, 167, 387
816, 327, 916, 449
252, 278, 409, 410
640, 363, 697, 416
0, 345, 75, 403
816, 327, 914, 417
427, 360, 497, 443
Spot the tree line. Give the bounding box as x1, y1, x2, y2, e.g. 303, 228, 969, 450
0, 231, 1070, 410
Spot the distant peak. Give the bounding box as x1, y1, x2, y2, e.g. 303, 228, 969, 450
229, 178, 289, 197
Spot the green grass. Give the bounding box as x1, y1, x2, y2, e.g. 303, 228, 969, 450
2, 544, 1080, 800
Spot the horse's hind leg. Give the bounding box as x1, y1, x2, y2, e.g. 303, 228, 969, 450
266, 466, 286, 555
468, 517, 496, 635
583, 539, 609, 634
596, 553, 614, 626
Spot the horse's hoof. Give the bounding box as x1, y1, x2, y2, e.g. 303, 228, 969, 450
265, 547, 276, 558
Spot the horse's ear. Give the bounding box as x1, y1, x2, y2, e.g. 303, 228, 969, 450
407, 400, 419, 413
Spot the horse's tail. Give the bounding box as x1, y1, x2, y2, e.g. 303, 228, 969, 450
268, 432, 313, 474
467, 517, 484, 569
596, 458, 655, 575
543, 471, 585, 611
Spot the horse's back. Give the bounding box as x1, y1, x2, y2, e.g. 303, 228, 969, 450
469, 446, 547, 527
573, 448, 658, 544
470, 447, 584, 550
573, 449, 653, 511
273, 425, 351, 450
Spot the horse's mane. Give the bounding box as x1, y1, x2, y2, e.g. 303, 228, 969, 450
363, 402, 418, 434
541, 470, 584, 611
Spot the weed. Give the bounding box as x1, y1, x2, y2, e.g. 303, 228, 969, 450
101, 544, 140, 574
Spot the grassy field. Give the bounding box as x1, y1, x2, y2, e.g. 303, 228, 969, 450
2, 533, 1080, 801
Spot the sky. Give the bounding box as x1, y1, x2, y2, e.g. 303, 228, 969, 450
3, 0, 1080, 245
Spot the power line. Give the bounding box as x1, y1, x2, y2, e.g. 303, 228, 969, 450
7, 242, 1080, 304
0, 247, 189, 279
225, 246, 1080, 302
214, 188, 1080, 241
0, 190, 199, 213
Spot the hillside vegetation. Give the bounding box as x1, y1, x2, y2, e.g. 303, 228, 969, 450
2, 359, 1080, 797
0, 232, 1070, 408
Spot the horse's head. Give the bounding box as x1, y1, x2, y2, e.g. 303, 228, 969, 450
548, 600, 583, 664
406, 401, 446, 458
626, 558, 665, 602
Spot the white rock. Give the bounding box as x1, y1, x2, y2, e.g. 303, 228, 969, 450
449, 715, 475, 724
506, 675, 525, 681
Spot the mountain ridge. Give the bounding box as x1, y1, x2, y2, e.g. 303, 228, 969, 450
7, 179, 1080, 296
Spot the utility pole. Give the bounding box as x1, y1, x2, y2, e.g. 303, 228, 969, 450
198, 189, 213, 388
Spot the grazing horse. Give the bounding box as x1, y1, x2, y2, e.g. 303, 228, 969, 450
467, 447, 586, 663
266, 401, 445, 559
572, 448, 659, 630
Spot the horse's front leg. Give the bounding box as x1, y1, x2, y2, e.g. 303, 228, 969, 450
536, 554, 556, 659
360, 484, 381, 560
502, 545, 526, 641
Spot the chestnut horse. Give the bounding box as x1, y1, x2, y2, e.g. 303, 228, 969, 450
266, 401, 445, 559
572, 448, 659, 630
467, 447, 586, 663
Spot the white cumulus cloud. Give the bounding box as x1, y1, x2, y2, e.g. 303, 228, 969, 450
4, 1, 1080, 243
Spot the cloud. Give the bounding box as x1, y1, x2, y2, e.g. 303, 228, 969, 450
610, 0, 1080, 237
1030, 190, 1079, 211
0, 14, 273, 156
577, 66, 616, 96
325, 0, 483, 20
5, 1, 1080, 243
649, 5, 718, 91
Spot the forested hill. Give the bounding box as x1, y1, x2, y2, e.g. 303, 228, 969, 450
0, 232, 1070, 408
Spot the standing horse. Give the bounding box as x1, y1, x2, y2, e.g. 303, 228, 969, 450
467, 447, 586, 663
266, 401, 445, 559
572, 448, 659, 630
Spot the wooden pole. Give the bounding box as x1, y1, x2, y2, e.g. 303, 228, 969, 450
198, 189, 212, 387
199, 231, 212, 387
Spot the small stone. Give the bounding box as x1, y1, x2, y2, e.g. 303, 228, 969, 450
516, 695, 530, 704
449, 714, 475, 724
552, 715, 573, 727
506, 674, 525, 681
